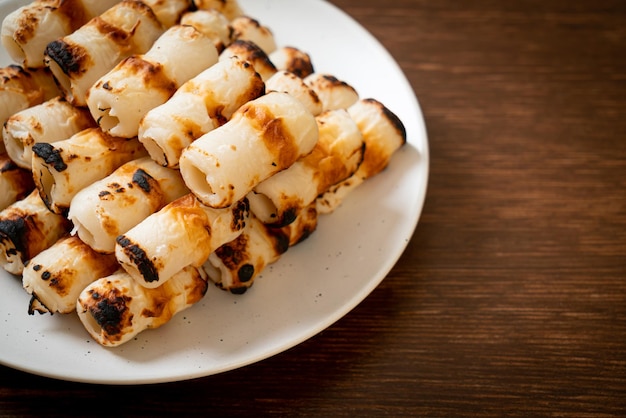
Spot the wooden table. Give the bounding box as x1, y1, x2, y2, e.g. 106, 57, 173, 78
2, 0, 625, 416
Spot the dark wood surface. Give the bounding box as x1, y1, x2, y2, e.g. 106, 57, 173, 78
2, 0, 625, 416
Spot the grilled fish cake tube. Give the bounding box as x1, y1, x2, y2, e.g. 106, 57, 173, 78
43, 0, 165, 106
179, 91, 319, 209
265, 70, 322, 116
231, 15, 276, 55
192, 0, 243, 20
31, 127, 147, 214
0, 65, 59, 139
0, 153, 35, 211
77, 265, 208, 347
142, 0, 193, 28
248, 109, 363, 227
115, 193, 249, 289
304, 73, 359, 111
180, 9, 232, 52
138, 56, 264, 168
268, 46, 315, 79
87, 24, 219, 138
0, 190, 71, 275
219, 39, 277, 81
3, 96, 96, 169
1, 0, 121, 68
317, 98, 407, 214
23, 235, 119, 315
68, 156, 189, 254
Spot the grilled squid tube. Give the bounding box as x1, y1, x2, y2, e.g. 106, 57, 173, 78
317, 99, 407, 214
205, 203, 318, 293
0, 65, 59, 136
115, 193, 249, 289
179, 91, 319, 209
269, 46, 315, 79
3, 96, 96, 169
180, 9, 231, 52
0, 153, 35, 211
31, 127, 147, 214
23, 235, 119, 315
304, 73, 359, 111
77, 265, 208, 347
43, 0, 165, 106
87, 24, 219, 138
231, 16, 276, 55
0, 190, 71, 275
138, 56, 264, 168
219, 39, 277, 81
265, 70, 322, 116
1, 0, 121, 68
193, 0, 243, 20
247, 108, 363, 227
68, 157, 189, 254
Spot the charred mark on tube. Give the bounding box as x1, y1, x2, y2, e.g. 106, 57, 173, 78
45, 40, 85, 76
32, 143, 67, 172
131, 169, 155, 193
116, 235, 159, 284
0, 217, 28, 257
88, 287, 130, 337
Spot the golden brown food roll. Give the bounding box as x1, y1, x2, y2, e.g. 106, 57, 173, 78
68, 156, 189, 254
23, 235, 119, 315
138, 56, 264, 168
304, 73, 359, 111
142, 0, 193, 28
3, 96, 96, 169
179, 91, 319, 209
0, 65, 60, 136
230, 15, 276, 55
265, 70, 323, 116
31, 127, 147, 214
0, 153, 35, 211
1, 0, 122, 68
192, 0, 243, 20
77, 265, 208, 347
0, 190, 71, 275
219, 39, 277, 81
317, 98, 407, 214
247, 109, 363, 226
87, 24, 219, 138
43, 0, 165, 106
180, 9, 231, 52
115, 193, 249, 289
268, 46, 315, 79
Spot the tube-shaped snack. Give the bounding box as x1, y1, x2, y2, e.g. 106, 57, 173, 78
219, 39, 277, 81
247, 109, 363, 226
304, 73, 359, 111
0, 65, 59, 135
1, 0, 122, 68
142, 0, 193, 28
203, 214, 289, 294
77, 265, 208, 347
138, 56, 265, 168
0, 190, 71, 275
3, 96, 96, 169
230, 16, 276, 55
317, 98, 407, 214
0, 153, 35, 211
193, 0, 243, 20
180, 9, 231, 52
265, 70, 322, 116
87, 24, 219, 138
269, 46, 315, 79
68, 156, 189, 253
115, 193, 249, 289
31, 127, 147, 214
179, 91, 319, 209
205, 203, 318, 293
23, 235, 119, 315
43, 0, 165, 106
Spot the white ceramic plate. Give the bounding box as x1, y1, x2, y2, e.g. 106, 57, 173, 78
0, 0, 429, 384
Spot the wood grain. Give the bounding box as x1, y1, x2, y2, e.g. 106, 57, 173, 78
1, 0, 626, 416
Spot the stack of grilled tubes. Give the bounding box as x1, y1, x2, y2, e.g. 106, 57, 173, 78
0, 0, 407, 347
